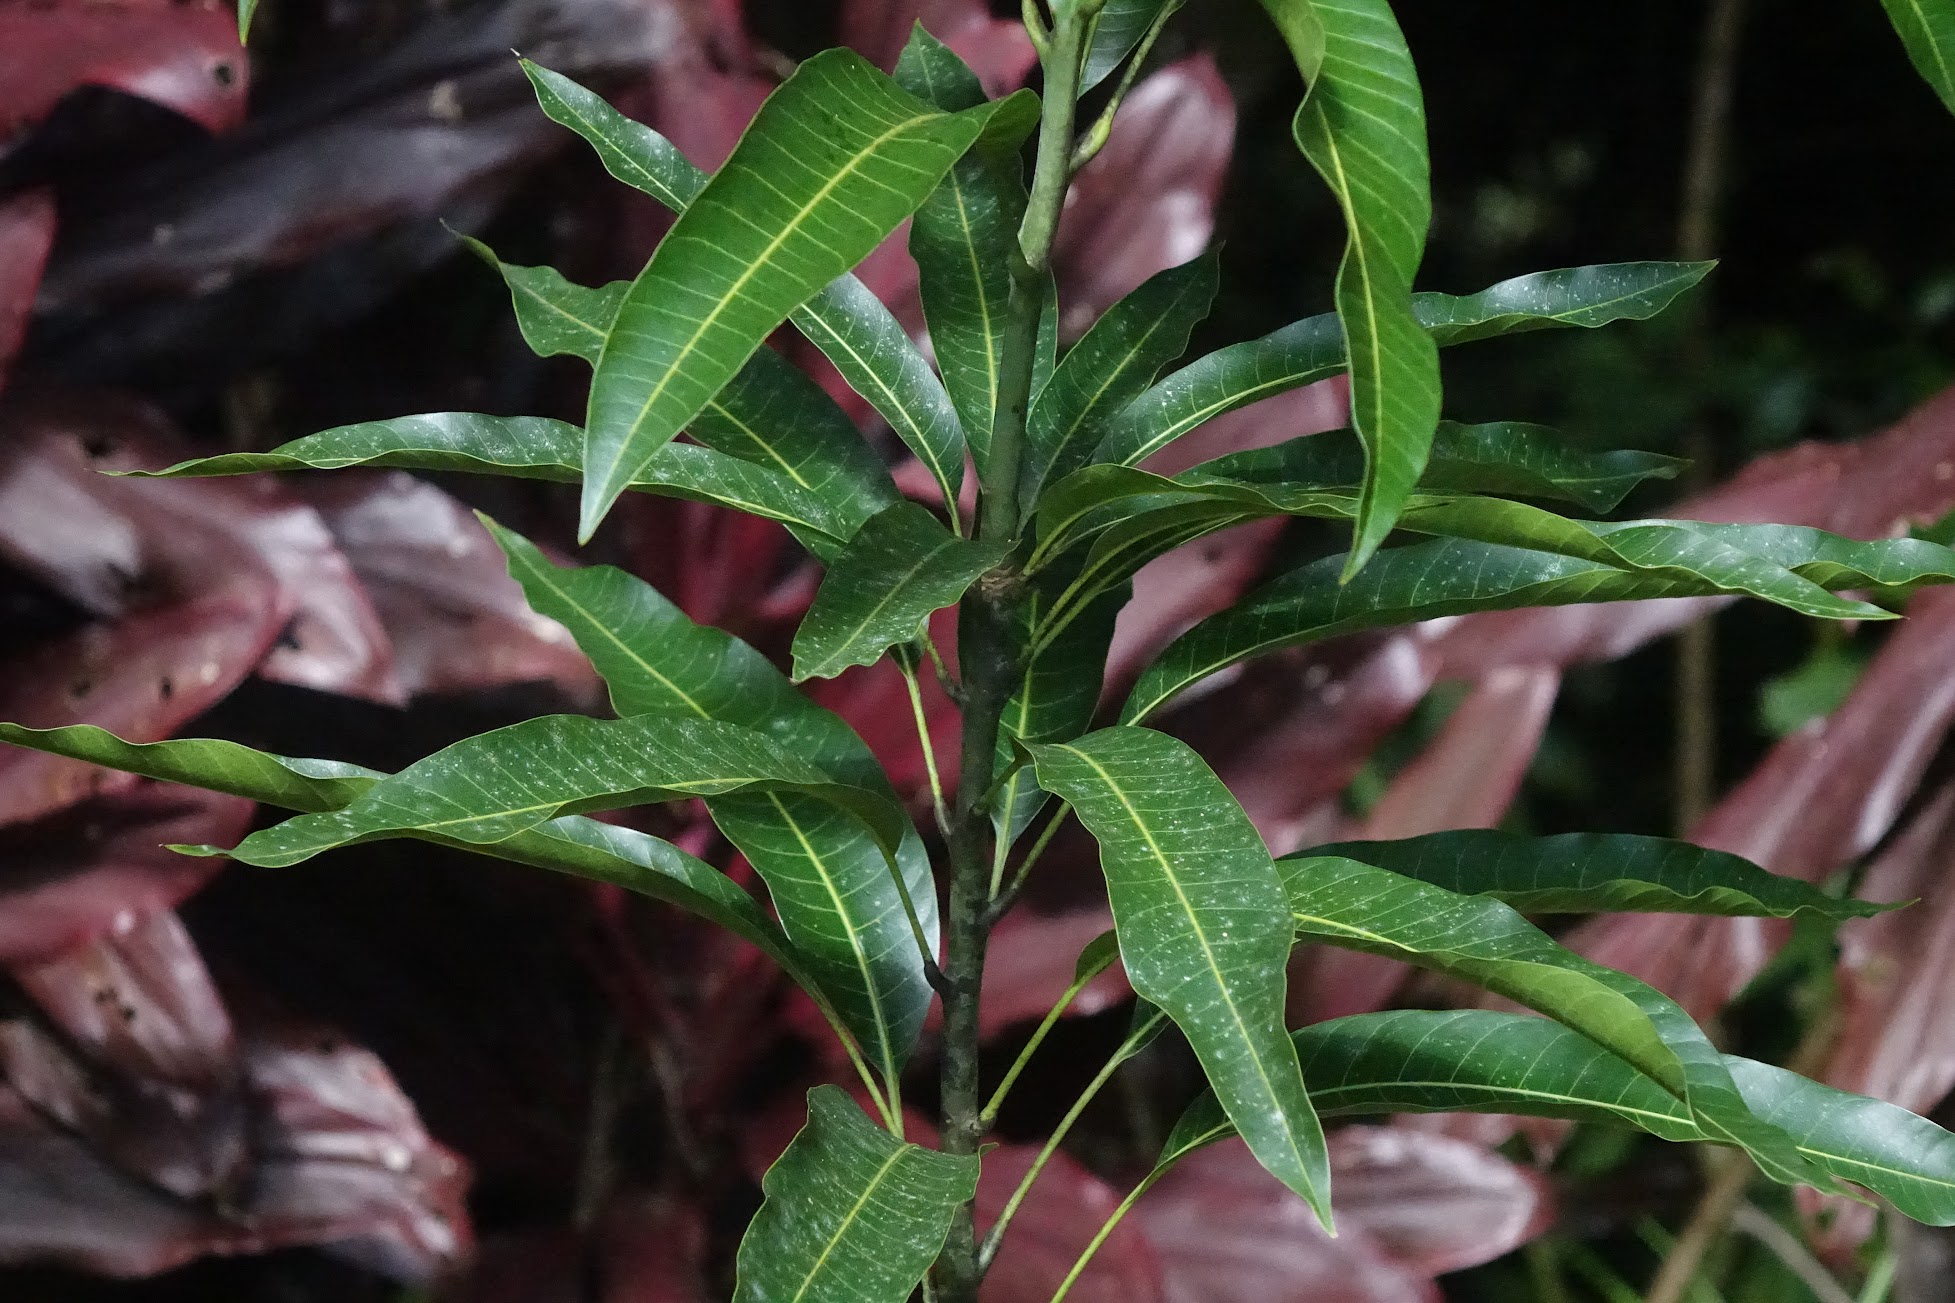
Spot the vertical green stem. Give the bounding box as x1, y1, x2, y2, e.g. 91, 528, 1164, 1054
935, 9, 1098, 1302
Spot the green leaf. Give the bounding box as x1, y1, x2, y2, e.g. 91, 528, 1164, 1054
486, 523, 939, 1079
1120, 533, 1955, 723
1095, 262, 1713, 470
793, 502, 1009, 681
204, 714, 905, 869
1258, 0, 1439, 575
0, 723, 374, 813
131, 414, 858, 558
1276, 855, 1826, 1188
734, 1086, 979, 1303
1028, 726, 1333, 1226
1880, 0, 1955, 116
1082, 0, 1178, 89
897, 28, 1033, 472
1168, 1010, 1955, 1224
1022, 250, 1220, 498
525, 60, 971, 514
581, 51, 1001, 540
1299, 830, 1887, 920
237, 0, 258, 41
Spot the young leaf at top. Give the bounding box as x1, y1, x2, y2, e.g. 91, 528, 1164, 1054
1081, 0, 1180, 90
1277, 855, 1827, 1188
734, 1086, 979, 1303
1021, 249, 1220, 499
525, 60, 973, 516
133, 413, 861, 561
487, 523, 941, 1082
581, 50, 1005, 540
1095, 261, 1712, 469
896, 25, 1035, 472
203, 714, 905, 869
1168, 1009, 1955, 1224
1028, 726, 1334, 1227
1257, 0, 1440, 575
1301, 830, 1888, 920
792, 502, 1010, 681
1879, 0, 1955, 116
1122, 533, 1955, 723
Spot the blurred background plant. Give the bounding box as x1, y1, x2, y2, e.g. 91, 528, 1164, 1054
2, 0, 1954, 1299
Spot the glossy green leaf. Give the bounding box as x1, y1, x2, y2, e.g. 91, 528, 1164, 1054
792, 502, 1010, 681
237, 0, 258, 41
201, 714, 904, 869
1300, 830, 1887, 919
1022, 250, 1220, 498
1082, 0, 1178, 89
581, 51, 1000, 539
897, 28, 1031, 471
1029, 726, 1332, 1226
734, 1086, 979, 1303
0, 723, 373, 813
526, 62, 968, 507
1258, 0, 1438, 574
1095, 261, 1714, 469
131, 414, 857, 557
1880, 0, 1955, 116
1121, 533, 1955, 723
1168, 1010, 1955, 1225
487, 522, 939, 1079
1277, 855, 1825, 1187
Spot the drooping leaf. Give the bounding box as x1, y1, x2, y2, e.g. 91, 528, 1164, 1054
733, 1086, 979, 1303
1300, 830, 1887, 920
1166, 1009, 1955, 1225
1095, 261, 1713, 469
486, 523, 939, 1079
1081, 0, 1180, 90
581, 50, 1004, 538
1256, 0, 1438, 574
791, 502, 1010, 681
1028, 726, 1333, 1226
897, 27, 1032, 471
1275, 855, 1826, 1188
135, 413, 861, 556
198, 714, 904, 869
525, 60, 970, 511
1879, 0, 1955, 117
0, 723, 374, 814
1022, 249, 1220, 498
1121, 533, 1955, 723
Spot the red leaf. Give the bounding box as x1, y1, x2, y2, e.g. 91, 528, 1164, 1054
1358, 666, 1560, 840
0, 188, 55, 391
979, 906, 1130, 1038
843, 0, 1038, 97
0, 0, 248, 139
978, 1144, 1164, 1303
0, 782, 249, 966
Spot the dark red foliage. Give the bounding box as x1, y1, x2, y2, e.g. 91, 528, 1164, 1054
0, 0, 248, 141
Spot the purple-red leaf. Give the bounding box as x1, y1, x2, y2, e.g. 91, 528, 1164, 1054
0, 0, 248, 139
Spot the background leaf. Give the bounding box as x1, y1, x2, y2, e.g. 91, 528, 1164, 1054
791, 502, 1009, 681
733, 1086, 978, 1303
582, 50, 996, 538
1880, 0, 1955, 116
1029, 726, 1333, 1226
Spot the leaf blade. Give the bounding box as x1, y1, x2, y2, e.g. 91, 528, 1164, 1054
1879, 0, 1955, 116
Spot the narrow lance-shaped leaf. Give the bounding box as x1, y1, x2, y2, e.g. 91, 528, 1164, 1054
1879, 0, 1955, 116
0, 727, 844, 1035
202, 714, 905, 869
1095, 261, 1713, 469
1258, 0, 1439, 575
525, 59, 973, 513
1121, 533, 1955, 723
792, 502, 1009, 681
462, 237, 895, 545
487, 522, 939, 1080
896, 26, 1032, 472
1082, 0, 1179, 89
1021, 249, 1220, 499
1276, 855, 1828, 1189
1167, 1010, 1955, 1225
1300, 830, 1888, 920
734, 1086, 979, 1303
133, 415, 857, 559
1029, 726, 1333, 1226
582, 50, 1004, 539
